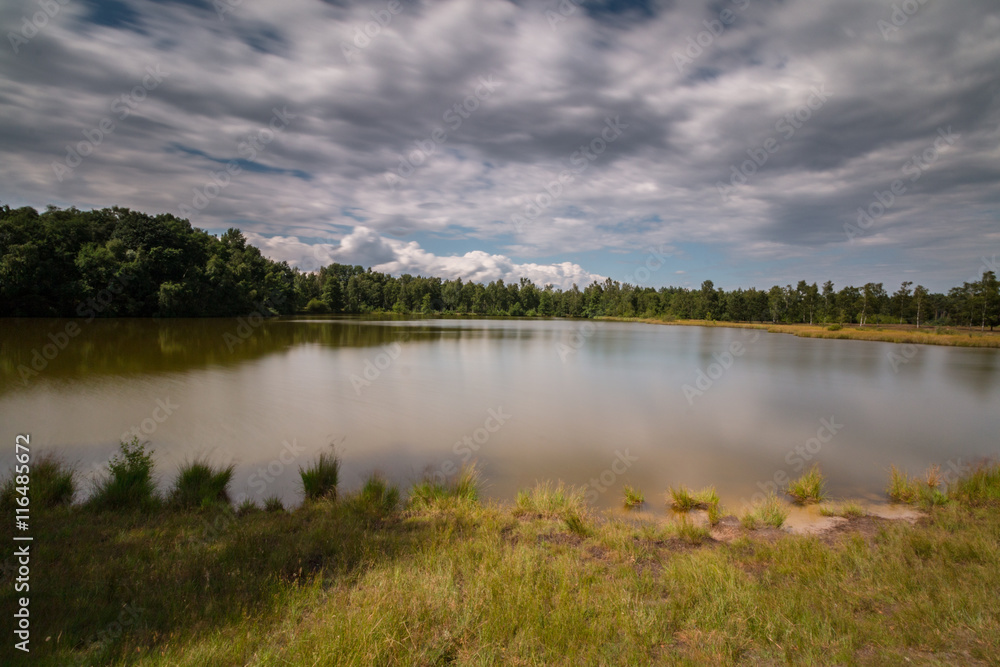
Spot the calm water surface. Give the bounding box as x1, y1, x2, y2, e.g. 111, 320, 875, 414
1, 317, 998, 509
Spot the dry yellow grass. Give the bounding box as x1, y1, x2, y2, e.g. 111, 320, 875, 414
603, 318, 1000, 348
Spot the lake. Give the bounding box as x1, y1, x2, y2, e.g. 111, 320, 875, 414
2, 317, 998, 511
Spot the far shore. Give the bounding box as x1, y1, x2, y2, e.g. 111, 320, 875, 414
600, 316, 1000, 349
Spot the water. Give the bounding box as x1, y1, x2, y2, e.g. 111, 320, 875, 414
1, 317, 997, 510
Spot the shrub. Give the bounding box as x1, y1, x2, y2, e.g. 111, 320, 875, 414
826, 324, 842, 331
300, 452, 340, 501
170, 460, 235, 509
88, 438, 158, 511
786, 464, 826, 504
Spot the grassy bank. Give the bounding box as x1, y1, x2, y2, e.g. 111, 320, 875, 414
602, 317, 1000, 349
2, 455, 999, 665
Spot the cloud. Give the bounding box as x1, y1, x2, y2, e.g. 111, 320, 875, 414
245, 227, 605, 289
1, 0, 998, 291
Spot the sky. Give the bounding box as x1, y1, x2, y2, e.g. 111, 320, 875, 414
1, 0, 998, 292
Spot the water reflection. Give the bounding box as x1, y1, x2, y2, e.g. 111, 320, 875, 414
1, 318, 998, 511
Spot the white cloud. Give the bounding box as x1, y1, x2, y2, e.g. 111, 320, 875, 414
245, 227, 605, 289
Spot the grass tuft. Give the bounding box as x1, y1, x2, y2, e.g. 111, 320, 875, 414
887, 465, 920, 503
740, 492, 788, 530
786, 464, 826, 504
263, 495, 285, 512
623, 484, 644, 508
668, 484, 718, 511
170, 459, 235, 509
408, 464, 480, 508
564, 512, 591, 537
86, 437, 158, 512
674, 515, 712, 545
820, 502, 867, 519
1, 453, 75, 511
236, 497, 259, 516
514, 481, 587, 518
347, 473, 400, 524
300, 451, 340, 501
706, 500, 724, 526
947, 461, 1000, 507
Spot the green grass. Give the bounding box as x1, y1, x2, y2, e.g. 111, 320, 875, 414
514, 480, 587, 518
1, 453, 75, 511
948, 461, 1000, 507
668, 484, 719, 511
345, 473, 400, 524
674, 515, 712, 545
169, 459, 235, 509
4, 462, 1000, 665
622, 484, 644, 508
86, 438, 159, 512
820, 501, 867, 519
740, 492, 788, 529
408, 463, 481, 508
263, 495, 285, 512
887, 465, 920, 503
786, 464, 826, 504
299, 451, 340, 501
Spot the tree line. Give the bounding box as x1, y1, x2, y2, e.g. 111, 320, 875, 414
2, 205, 998, 329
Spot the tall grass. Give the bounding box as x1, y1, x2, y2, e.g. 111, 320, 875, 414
948, 461, 1000, 507
300, 451, 340, 501
170, 459, 235, 509
886, 465, 920, 503
786, 464, 826, 504
623, 484, 644, 508
1, 453, 75, 510
408, 463, 481, 508
514, 480, 587, 518
87, 437, 158, 511
741, 492, 788, 529
347, 473, 401, 523
668, 485, 718, 511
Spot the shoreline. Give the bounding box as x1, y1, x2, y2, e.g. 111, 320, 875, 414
598, 316, 1000, 348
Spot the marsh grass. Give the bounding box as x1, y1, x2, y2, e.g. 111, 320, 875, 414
786, 464, 826, 504
668, 484, 719, 512
347, 473, 400, 524
1, 453, 75, 511
263, 495, 285, 512
948, 461, 1000, 507
408, 463, 481, 508
514, 480, 587, 518
887, 465, 920, 503
740, 492, 788, 529
236, 497, 259, 516
299, 451, 340, 501
86, 438, 158, 512
170, 459, 235, 509
820, 502, 867, 519
4, 462, 1000, 665
622, 484, 644, 508
674, 515, 711, 545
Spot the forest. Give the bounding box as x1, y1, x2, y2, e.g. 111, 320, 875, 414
2, 205, 998, 329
